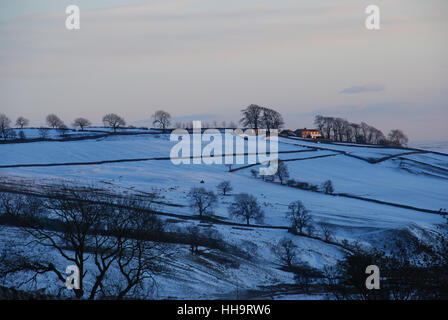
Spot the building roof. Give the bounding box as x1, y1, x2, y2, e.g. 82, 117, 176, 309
294, 128, 320, 132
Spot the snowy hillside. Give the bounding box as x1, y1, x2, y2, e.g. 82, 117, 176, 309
409, 140, 448, 155
0, 130, 447, 299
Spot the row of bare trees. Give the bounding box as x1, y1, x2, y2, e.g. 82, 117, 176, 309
1, 111, 242, 136
314, 115, 409, 146
0, 110, 174, 138
0, 114, 29, 136
189, 179, 331, 234
0, 188, 170, 299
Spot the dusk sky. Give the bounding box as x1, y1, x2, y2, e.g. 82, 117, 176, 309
0, 0, 447, 141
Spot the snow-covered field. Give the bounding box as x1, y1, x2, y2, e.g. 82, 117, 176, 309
409, 140, 448, 155
0, 130, 447, 299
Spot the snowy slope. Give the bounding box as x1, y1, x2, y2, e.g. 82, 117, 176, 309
0, 130, 447, 299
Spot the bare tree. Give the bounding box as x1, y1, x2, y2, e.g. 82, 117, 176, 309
217, 181, 233, 196
314, 115, 334, 140
321, 180, 334, 194
272, 237, 297, 268
364, 124, 380, 144
152, 110, 171, 132
188, 187, 218, 217
228, 193, 264, 225
275, 161, 289, 184
46, 114, 64, 129
16, 117, 29, 129
240, 104, 263, 130
186, 226, 201, 255
360, 122, 370, 143
109, 198, 167, 299
0, 193, 30, 218
318, 223, 335, 242
0, 187, 167, 300
323, 117, 334, 139
286, 200, 312, 235
261, 108, 284, 131
103, 113, 126, 132
72, 117, 91, 131
0, 114, 12, 140
333, 118, 346, 142
314, 115, 391, 145
372, 128, 386, 145
314, 115, 325, 134
388, 129, 409, 147
261, 108, 272, 130
11, 187, 109, 298
342, 120, 353, 142
185, 225, 222, 256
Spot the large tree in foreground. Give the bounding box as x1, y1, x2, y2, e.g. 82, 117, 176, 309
228, 193, 264, 225
103, 113, 126, 132
0, 187, 168, 299
152, 110, 171, 132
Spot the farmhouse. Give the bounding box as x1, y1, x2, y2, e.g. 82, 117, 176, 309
294, 128, 322, 139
